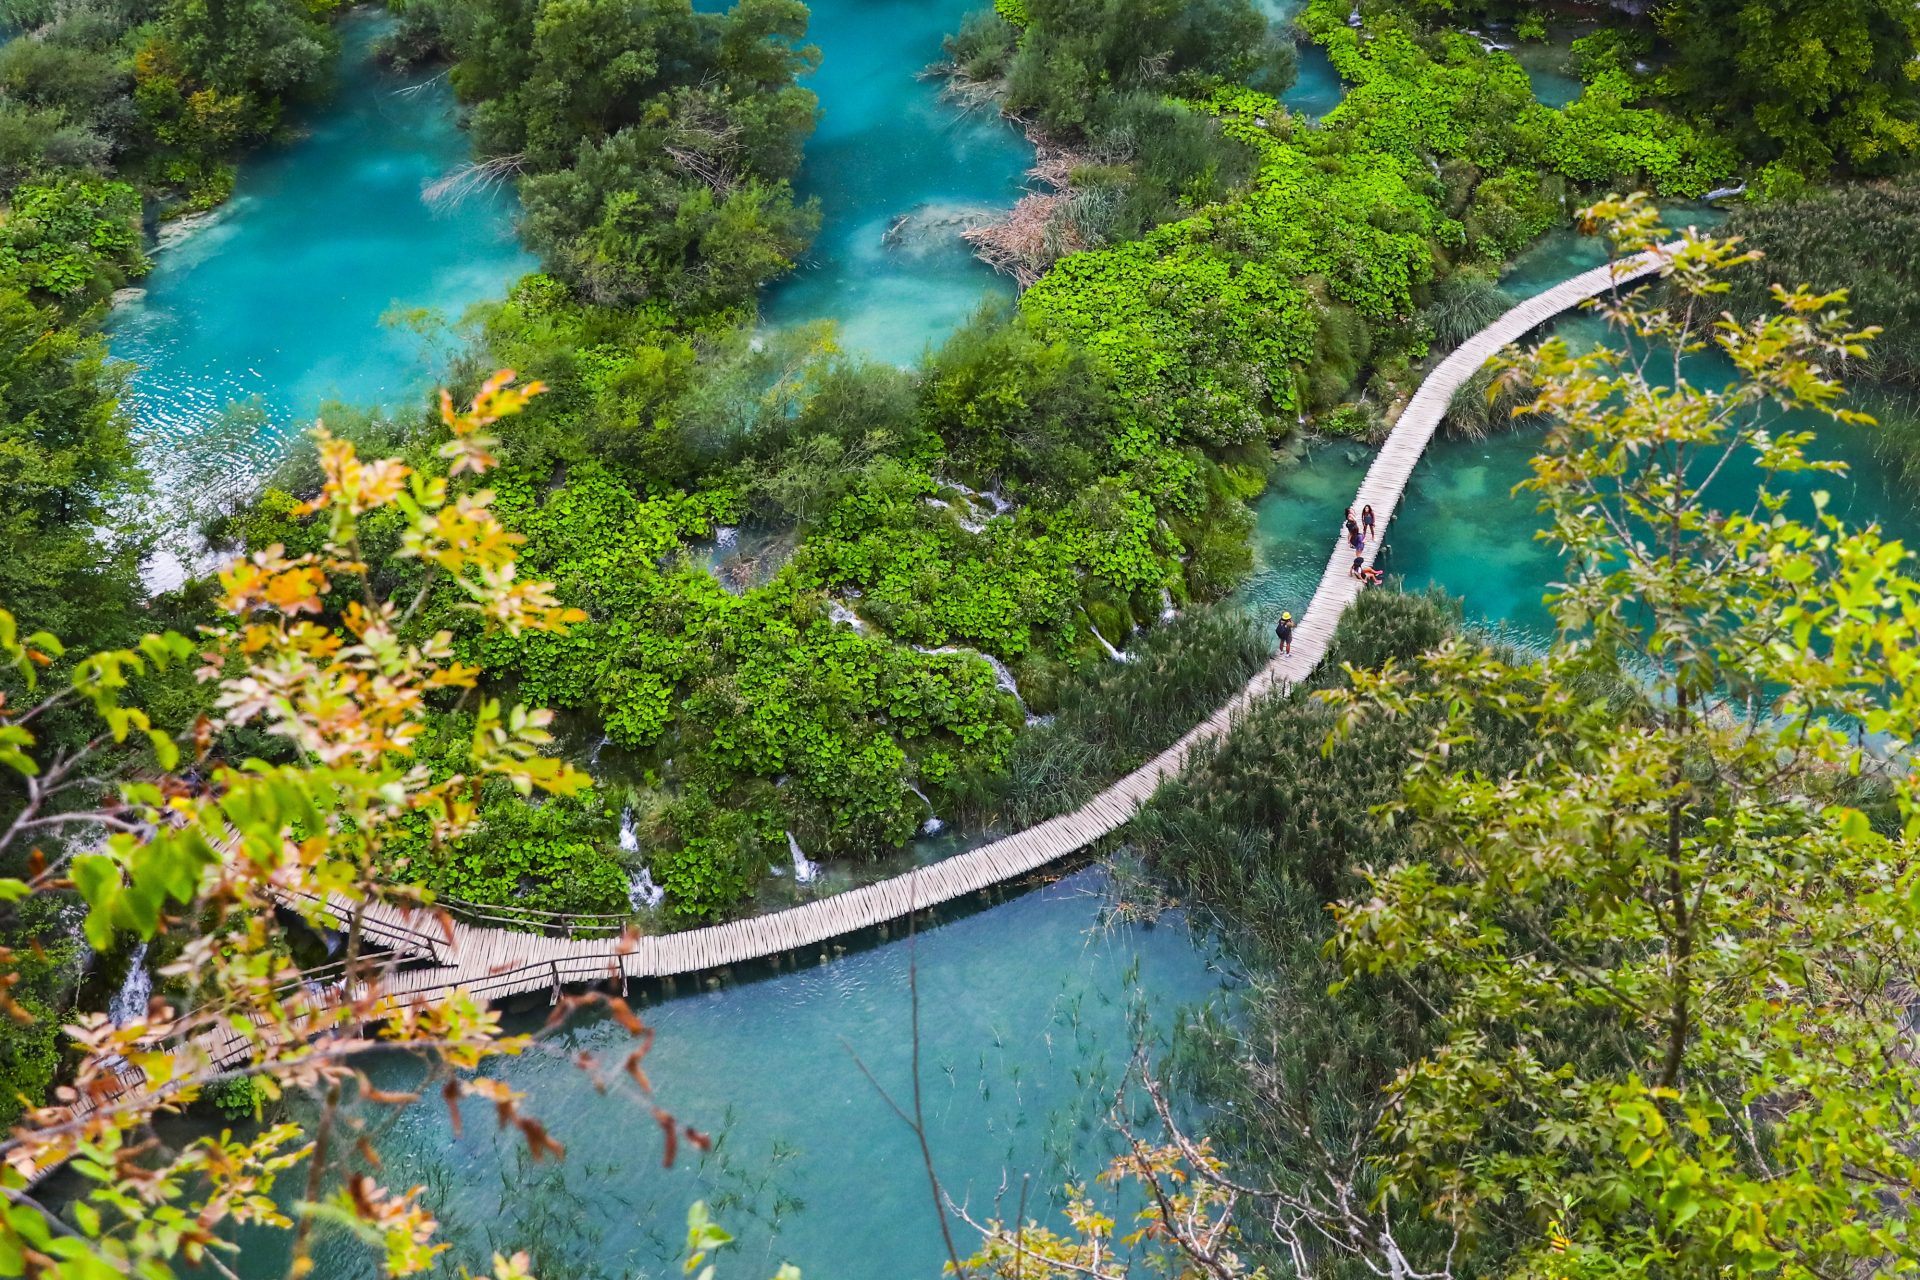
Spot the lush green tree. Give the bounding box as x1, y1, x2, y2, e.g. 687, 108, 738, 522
1318, 198, 1920, 1277
444, 0, 821, 312
1657, 0, 1920, 187
0, 287, 146, 652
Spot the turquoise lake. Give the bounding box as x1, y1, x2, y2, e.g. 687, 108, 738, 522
77, 0, 1917, 1272
746, 0, 1030, 364
105, 9, 532, 506
207, 870, 1232, 1280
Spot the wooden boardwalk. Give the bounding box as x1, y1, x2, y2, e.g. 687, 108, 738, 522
14, 246, 1672, 1182
290, 243, 1674, 1003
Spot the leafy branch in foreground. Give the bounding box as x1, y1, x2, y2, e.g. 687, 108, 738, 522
1319, 196, 1920, 1279
964, 194, 1920, 1280
0, 373, 739, 1280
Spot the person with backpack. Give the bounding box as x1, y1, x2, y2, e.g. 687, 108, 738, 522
1275, 610, 1294, 655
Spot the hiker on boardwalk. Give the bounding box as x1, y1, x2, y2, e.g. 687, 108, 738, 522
1361, 504, 1376, 541
1345, 512, 1362, 549
1275, 610, 1293, 655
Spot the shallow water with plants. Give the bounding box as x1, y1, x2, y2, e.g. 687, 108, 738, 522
104, 9, 532, 504
743, 0, 1031, 363
1253, 306, 1920, 650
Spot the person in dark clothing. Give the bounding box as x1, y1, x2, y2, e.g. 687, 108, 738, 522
1350, 553, 1366, 579
1362, 504, 1376, 540
1345, 514, 1362, 547
1275, 610, 1293, 655
1349, 528, 1364, 553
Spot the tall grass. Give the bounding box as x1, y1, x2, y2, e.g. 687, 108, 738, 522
1725, 179, 1920, 390
953, 604, 1269, 830
1134, 590, 1534, 1277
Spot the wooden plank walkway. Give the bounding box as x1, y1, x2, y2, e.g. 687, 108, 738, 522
14, 246, 1673, 1183
272, 244, 1675, 1001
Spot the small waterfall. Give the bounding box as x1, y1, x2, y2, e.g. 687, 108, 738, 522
1087, 622, 1131, 663
618, 808, 666, 908
913, 645, 1037, 723
941, 480, 1016, 534
786, 831, 821, 884
906, 783, 946, 837
108, 943, 153, 1026
629, 867, 665, 910
827, 600, 866, 632
1158, 587, 1178, 622
713, 525, 739, 549
588, 734, 611, 766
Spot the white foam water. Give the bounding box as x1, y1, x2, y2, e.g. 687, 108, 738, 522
786, 831, 821, 884
107, 943, 153, 1026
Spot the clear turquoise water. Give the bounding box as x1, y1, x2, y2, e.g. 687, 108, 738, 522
745, 0, 1030, 364
104, 9, 533, 503
1506, 36, 1584, 108
212, 869, 1230, 1279
1251, 292, 1920, 651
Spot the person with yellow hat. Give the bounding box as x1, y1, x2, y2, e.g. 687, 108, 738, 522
1274, 610, 1293, 656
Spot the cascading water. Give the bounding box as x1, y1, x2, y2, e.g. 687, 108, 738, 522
827, 600, 866, 632
1086, 621, 1131, 663
785, 831, 821, 884
107, 943, 153, 1026
906, 782, 945, 836
940, 480, 1016, 534
1158, 587, 1178, 622
619, 808, 665, 909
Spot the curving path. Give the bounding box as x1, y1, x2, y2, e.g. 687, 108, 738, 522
310, 243, 1678, 1004
14, 246, 1676, 1184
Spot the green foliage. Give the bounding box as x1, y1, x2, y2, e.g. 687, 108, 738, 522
0, 895, 80, 1129
204, 1073, 273, 1119
1303, 1, 1736, 198
1323, 201, 1920, 1279
1657, 0, 1920, 181
1724, 175, 1920, 388
0, 177, 146, 300
440, 0, 822, 313
991, 0, 1273, 134
968, 604, 1268, 829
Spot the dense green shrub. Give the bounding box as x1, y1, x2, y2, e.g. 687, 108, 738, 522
430, 0, 822, 315
0, 176, 145, 300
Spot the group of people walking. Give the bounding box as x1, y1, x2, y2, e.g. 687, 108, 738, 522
1273, 502, 1381, 657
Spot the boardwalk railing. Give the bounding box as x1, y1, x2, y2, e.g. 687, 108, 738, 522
13, 245, 1674, 1186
